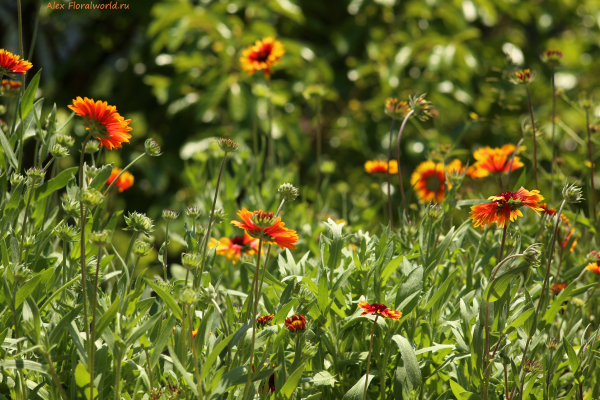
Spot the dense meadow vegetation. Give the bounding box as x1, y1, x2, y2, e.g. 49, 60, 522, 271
1, 0, 600, 399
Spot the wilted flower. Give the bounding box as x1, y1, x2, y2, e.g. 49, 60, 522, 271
69, 97, 132, 150
162, 209, 180, 222
132, 239, 152, 257
106, 168, 134, 192
542, 49, 563, 67
257, 314, 274, 328
384, 98, 411, 119
144, 138, 162, 157
358, 301, 402, 320
514, 69, 533, 85
124, 211, 155, 235
364, 160, 398, 174
54, 223, 79, 242
84, 140, 100, 154
279, 183, 299, 202
185, 205, 201, 219
56, 134, 76, 147
50, 143, 69, 158
240, 37, 285, 77
198, 285, 217, 303
562, 183, 583, 204
80, 188, 105, 208
285, 314, 307, 333
210, 209, 227, 224
470, 188, 544, 230
62, 199, 81, 219
409, 93, 434, 121
90, 230, 112, 248
0, 49, 33, 76
209, 232, 260, 264
218, 138, 239, 153
10, 172, 25, 186
181, 253, 202, 270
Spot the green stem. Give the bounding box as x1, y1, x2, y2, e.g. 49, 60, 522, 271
114, 348, 122, 400
103, 153, 145, 195
19, 183, 36, 262
188, 305, 203, 399
551, 66, 556, 204
380, 347, 390, 400
525, 86, 539, 190
499, 223, 508, 262
90, 247, 103, 400
144, 347, 154, 395
586, 108, 598, 222
386, 118, 396, 230
362, 314, 379, 400
242, 236, 264, 400
79, 134, 92, 349
267, 80, 274, 167
506, 138, 524, 190
316, 97, 322, 196
255, 199, 285, 309
44, 352, 69, 400
396, 110, 414, 215
163, 222, 170, 281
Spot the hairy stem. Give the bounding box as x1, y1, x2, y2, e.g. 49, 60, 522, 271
89, 247, 103, 400
396, 110, 414, 214
188, 305, 203, 399
79, 134, 92, 350
551, 66, 557, 204
363, 314, 379, 400
386, 118, 396, 230
525, 87, 539, 190
586, 108, 598, 222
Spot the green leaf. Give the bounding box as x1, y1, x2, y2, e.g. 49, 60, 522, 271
543, 283, 595, 324
89, 164, 113, 191
199, 332, 236, 381
49, 304, 83, 346
19, 69, 41, 121
423, 268, 459, 311
3, 181, 24, 217
273, 299, 297, 325
392, 335, 421, 389
317, 271, 328, 313
0, 359, 49, 375
150, 314, 177, 369
95, 297, 119, 339
512, 166, 527, 192
342, 373, 375, 400
484, 264, 529, 303
146, 279, 182, 320
425, 227, 455, 277
15, 274, 42, 309
504, 307, 535, 334
280, 363, 305, 399
563, 337, 581, 381
33, 167, 78, 202
0, 127, 17, 169
74, 362, 98, 399
125, 309, 163, 347
167, 342, 199, 396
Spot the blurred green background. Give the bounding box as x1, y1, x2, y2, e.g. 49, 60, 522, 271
2, 0, 600, 245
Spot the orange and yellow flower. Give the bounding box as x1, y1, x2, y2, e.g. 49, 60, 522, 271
586, 263, 600, 275
470, 187, 544, 230
540, 203, 557, 216
1, 79, 21, 90
240, 37, 285, 77
365, 160, 398, 174
0, 49, 32, 75
358, 301, 402, 320
550, 283, 567, 295
231, 208, 298, 249
209, 232, 260, 264
284, 314, 307, 332
410, 159, 468, 203
257, 314, 274, 328
68, 97, 132, 150
106, 168, 134, 192
470, 144, 524, 177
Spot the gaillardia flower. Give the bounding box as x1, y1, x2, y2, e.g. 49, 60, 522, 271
540, 203, 557, 216
470, 187, 544, 229
471, 144, 523, 177
257, 314, 274, 328
0, 49, 32, 76
240, 37, 285, 77
410, 159, 463, 203
365, 160, 398, 174
358, 301, 402, 320
68, 97, 132, 150
586, 252, 600, 275
106, 168, 134, 192
384, 98, 411, 119
285, 314, 307, 333
550, 283, 567, 295
208, 232, 260, 264
231, 208, 299, 249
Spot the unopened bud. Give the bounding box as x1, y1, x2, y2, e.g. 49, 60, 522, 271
278, 183, 299, 202
145, 138, 162, 157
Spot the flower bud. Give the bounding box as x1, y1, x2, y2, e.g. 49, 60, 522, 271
90, 230, 112, 248
162, 209, 180, 222
409, 93, 434, 121
251, 210, 276, 229
542, 49, 563, 67
84, 140, 100, 154
22, 235, 36, 250
54, 223, 79, 242
426, 202, 443, 220
124, 211, 155, 235
86, 165, 101, 180
14, 264, 32, 284
180, 287, 198, 306
210, 208, 226, 224
523, 243, 542, 267
546, 338, 559, 350
384, 98, 411, 119
62, 199, 81, 219
562, 182, 584, 204
278, 183, 299, 202
181, 253, 202, 270
218, 138, 239, 153
51, 143, 70, 158
145, 138, 162, 157
185, 205, 201, 219
133, 239, 152, 257
257, 314, 274, 328
56, 134, 76, 147
579, 92, 593, 109
198, 285, 217, 303
514, 69, 533, 85
572, 298, 585, 308
10, 172, 25, 186
26, 166, 46, 181
80, 188, 104, 208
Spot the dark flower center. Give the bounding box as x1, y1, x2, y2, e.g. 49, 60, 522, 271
252, 44, 273, 62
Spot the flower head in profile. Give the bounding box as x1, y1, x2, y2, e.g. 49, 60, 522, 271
208, 232, 260, 264
470, 187, 544, 230
364, 160, 398, 174
68, 97, 132, 150
240, 37, 285, 78
0, 49, 32, 76
411, 160, 461, 203
471, 144, 523, 177
409, 93, 434, 121
586, 259, 600, 275
550, 283, 567, 295
384, 98, 411, 119
124, 211, 155, 235
542, 49, 563, 67
514, 69, 533, 85
1, 79, 21, 97
257, 314, 274, 328
284, 314, 307, 333
231, 208, 298, 249
358, 301, 402, 320
106, 168, 134, 192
